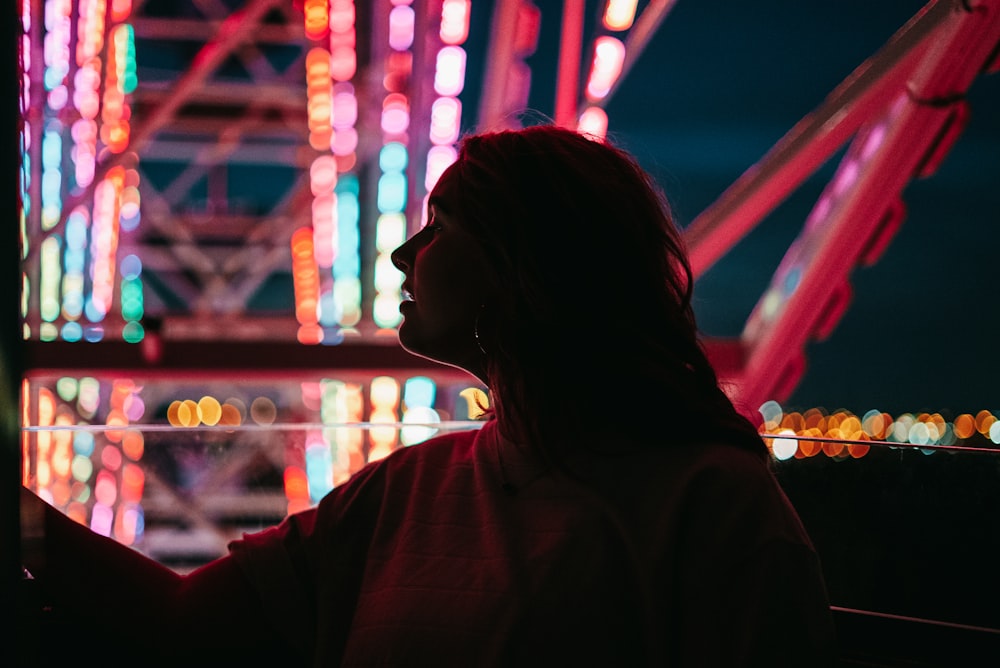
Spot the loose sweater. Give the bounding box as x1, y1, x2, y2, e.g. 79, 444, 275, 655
229, 419, 836, 666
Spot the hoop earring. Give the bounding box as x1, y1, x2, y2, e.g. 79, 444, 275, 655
474, 303, 488, 356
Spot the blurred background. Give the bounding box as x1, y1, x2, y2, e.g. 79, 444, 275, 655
12, 1, 1000, 656
19, 0, 1000, 417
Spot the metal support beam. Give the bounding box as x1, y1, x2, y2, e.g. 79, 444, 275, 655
682, 0, 952, 279
554, 0, 585, 128
61, 0, 286, 219
731, 0, 1000, 412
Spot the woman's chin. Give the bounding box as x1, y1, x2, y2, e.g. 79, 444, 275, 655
396, 327, 435, 363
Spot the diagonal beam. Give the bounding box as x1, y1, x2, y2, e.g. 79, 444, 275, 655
160, 110, 270, 206
205, 173, 314, 313
682, 0, 951, 278
127, 0, 283, 152
61, 0, 286, 217
732, 0, 1000, 412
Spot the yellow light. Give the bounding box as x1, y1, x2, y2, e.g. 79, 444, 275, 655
603, 0, 638, 31
197, 396, 223, 426
180, 399, 200, 427
304, 0, 330, 40
167, 400, 182, 427
458, 387, 490, 418
370, 376, 400, 408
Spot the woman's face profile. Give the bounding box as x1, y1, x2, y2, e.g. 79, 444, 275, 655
391, 162, 494, 378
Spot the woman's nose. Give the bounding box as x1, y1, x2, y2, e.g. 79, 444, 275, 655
390, 243, 409, 273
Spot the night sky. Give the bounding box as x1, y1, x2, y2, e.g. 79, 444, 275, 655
477, 0, 1000, 417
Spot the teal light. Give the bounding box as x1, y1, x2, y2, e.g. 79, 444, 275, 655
121, 277, 144, 321
379, 142, 408, 172
377, 172, 406, 213
403, 376, 436, 408
122, 321, 144, 343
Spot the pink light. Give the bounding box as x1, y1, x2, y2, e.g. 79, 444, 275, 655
331, 127, 358, 156
381, 94, 410, 135
47, 85, 68, 110
586, 36, 625, 101
74, 87, 101, 121
861, 123, 887, 160
89, 502, 113, 537
71, 118, 99, 187
429, 96, 461, 145
74, 149, 96, 187
43, 0, 71, 87
425, 145, 457, 190
332, 85, 358, 128
330, 45, 356, 82
101, 443, 123, 471
94, 469, 118, 507
329, 0, 355, 34
434, 46, 466, 96
71, 118, 96, 142
388, 5, 415, 51
440, 0, 470, 45
312, 193, 337, 268
577, 106, 608, 139
832, 159, 859, 196
89, 172, 123, 317
310, 155, 339, 195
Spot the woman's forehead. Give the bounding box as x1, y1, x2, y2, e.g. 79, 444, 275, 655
428, 161, 462, 213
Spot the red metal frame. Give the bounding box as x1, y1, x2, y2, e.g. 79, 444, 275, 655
690, 0, 1000, 414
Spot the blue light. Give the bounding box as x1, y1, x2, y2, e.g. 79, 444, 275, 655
83, 325, 104, 342
61, 321, 83, 342
120, 254, 142, 280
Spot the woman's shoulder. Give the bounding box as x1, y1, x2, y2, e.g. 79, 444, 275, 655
321, 423, 487, 501
376, 422, 486, 470
591, 435, 770, 483
652, 439, 786, 502
672, 440, 815, 544
280, 424, 486, 531
592, 437, 803, 528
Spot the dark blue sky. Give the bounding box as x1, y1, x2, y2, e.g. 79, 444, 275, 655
488, 0, 1000, 416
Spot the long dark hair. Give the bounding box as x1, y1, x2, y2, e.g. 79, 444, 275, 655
451, 125, 765, 461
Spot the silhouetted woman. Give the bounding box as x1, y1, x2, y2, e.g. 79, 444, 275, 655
21, 125, 836, 666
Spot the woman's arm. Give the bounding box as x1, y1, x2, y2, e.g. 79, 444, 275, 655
21, 484, 180, 610
20, 486, 298, 664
